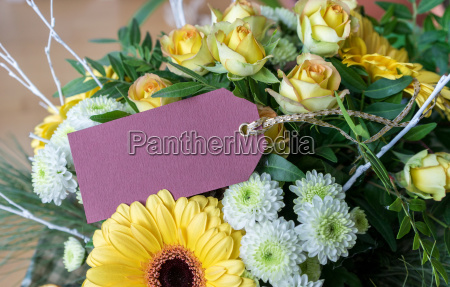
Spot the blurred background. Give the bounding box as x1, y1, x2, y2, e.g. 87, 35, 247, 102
0, 0, 446, 285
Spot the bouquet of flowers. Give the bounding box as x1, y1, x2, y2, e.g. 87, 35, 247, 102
1, 0, 450, 286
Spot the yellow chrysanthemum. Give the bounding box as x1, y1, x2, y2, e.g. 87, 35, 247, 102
83, 190, 254, 287
339, 12, 450, 118
32, 67, 119, 154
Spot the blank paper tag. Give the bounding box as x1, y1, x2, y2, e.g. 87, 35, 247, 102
69, 89, 263, 223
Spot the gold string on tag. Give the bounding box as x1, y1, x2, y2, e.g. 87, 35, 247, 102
240, 79, 437, 144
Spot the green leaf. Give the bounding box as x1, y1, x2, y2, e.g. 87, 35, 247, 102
142, 32, 153, 51
409, 198, 426, 212
256, 154, 305, 182
89, 38, 119, 44
118, 26, 130, 48
251, 67, 279, 84
376, 2, 413, 19
85, 57, 106, 77
389, 197, 403, 212
423, 213, 437, 238
415, 221, 431, 236
423, 239, 440, 259
431, 259, 449, 284
417, 0, 445, 14
129, 18, 141, 46
413, 233, 420, 250
85, 238, 94, 249
315, 147, 338, 163
128, 0, 165, 26
54, 77, 104, 98
257, 0, 281, 8
419, 30, 448, 45
329, 58, 367, 92
334, 92, 359, 137
90, 110, 131, 123
120, 54, 138, 81
66, 59, 85, 75
201, 63, 228, 74
444, 228, 450, 256
397, 216, 411, 239
151, 82, 204, 98
404, 123, 437, 141
115, 86, 139, 113
365, 76, 413, 99
108, 54, 125, 80
263, 38, 280, 56
166, 61, 209, 85
227, 72, 245, 82
364, 103, 405, 120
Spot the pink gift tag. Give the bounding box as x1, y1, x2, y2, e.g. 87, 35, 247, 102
69, 89, 263, 223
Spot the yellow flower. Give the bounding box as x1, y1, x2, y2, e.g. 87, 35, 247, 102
83, 190, 253, 287
31, 66, 119, 154
341, 0, 358, 10
267, 53, 349, 114
257, 105, 289, 156
207, 20, 270, 77
397, 150, 450, 201
211, 0, 259, 23
295, 0, 357, 57
161, 25, 215, 76
339, 12, 450, 118
128, 74, 180, 112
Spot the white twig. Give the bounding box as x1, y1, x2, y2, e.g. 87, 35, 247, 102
0, 44, 59, 114
0, 203, 89, 242
26, 0, 103, 89
343, 74, 450, 192
39, 101, 49, 110
29, 132, 50, 144
169, 0, 186, 28
46, 0, 63, 106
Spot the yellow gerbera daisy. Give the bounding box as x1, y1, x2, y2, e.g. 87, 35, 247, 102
339, 12, 450, 118
83, 190, 254, 287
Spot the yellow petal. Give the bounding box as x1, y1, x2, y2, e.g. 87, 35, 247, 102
187, 212, 207, 250
146, 194, 164, 220
204, 205, 221, 218
157, 189, 176, 214
87, 264, 144, 286
130, 202, 161, 246
411, 166, 447, 200
93, 230, 108, 247
206, 216, 223, 231
200, 231, 227, 260
181, 201, 201, 229
213, 260, 245, 276
194, 228, 217, 257
189, 195, 208, 210
174, 197, 188, 228
239, 278, 257, 287
109, 231, 150, 263
156, 203, 178, 245
229, 231, 243, 259
210, 273, 242, 287
203, 236, 233, 267
130, 223, 162, 254
90, 245, 140, 268
205, 266, 227, 282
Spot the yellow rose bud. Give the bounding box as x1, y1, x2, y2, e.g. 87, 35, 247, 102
267, 53, 348, 114
258, 105, 290, 156
295, 0, 357, 57
397, 150, 450, 201
161, 25, 214, 76
207, 20, 269, 77
210, 0, 258, 23
341, 0, 358, 10
128, 74, 180, 112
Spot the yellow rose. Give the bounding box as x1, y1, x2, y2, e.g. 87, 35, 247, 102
128, 74, 180, 112
211, 0, 257, 23
161, 25, 214, 76
295, 0, 357, 57
207, 20, 270, 77
258, 105, 289, 156
267, 53, 348, 114
341, 0, 358, 10
397, 150, 450, 201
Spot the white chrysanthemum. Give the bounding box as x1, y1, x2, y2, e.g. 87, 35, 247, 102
275, 274, 324, 287
49, 120, 77, 167
63, 237, 86, 272
222, 172, 284, 230
66, 95, 128, 130
350, 207, 370, 234
240, 218, 306, 284
270, 38, 297, 66
31, 144, 77, 205
260, 6, 297, 30
296, 196, 357, 265
291, 170, 344, 215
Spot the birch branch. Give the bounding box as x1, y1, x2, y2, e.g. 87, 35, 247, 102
0, 44, 60, 115
45, 0, 63, 106
26, 0, 103, 89
169, 0, 186, 28
343, 74, 450, 192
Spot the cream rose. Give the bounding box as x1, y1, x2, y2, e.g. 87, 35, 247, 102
161, 25, 214, 76
267, 53, 348, 114
295, 0, 356, 57
258, 105, 290, 156
128, 74, 180, 112
397, 150, 450, 201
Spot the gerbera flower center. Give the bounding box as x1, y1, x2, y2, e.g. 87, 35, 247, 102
145, 245, 205, 287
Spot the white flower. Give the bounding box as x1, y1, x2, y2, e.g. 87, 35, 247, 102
240, 218, 306, 284
66, 95, 128, 130
260, 6, 297, 30
63, 237, 86, 272
275, 274, 324, 287
270, 38, 297, 66
49, 120, 77, 167
296, 196, 357, 265
76, 189, 83, 205
290, 170, 344, 215
31, 144, 77, 205
222, 172, 284, 230
350, 207, 370, 234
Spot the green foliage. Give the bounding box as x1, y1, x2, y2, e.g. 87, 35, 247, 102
256, 154, 305, 182
90, 110, 131, 123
